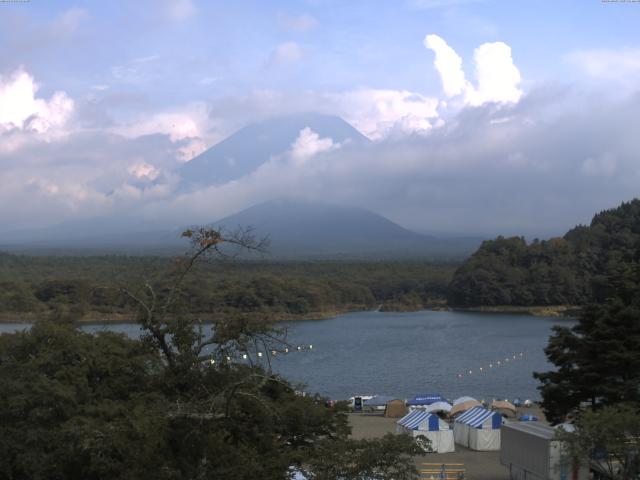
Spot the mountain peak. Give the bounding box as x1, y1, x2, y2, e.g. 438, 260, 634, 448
180, 113, 369, 188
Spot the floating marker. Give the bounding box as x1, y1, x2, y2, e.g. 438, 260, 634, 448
242, 354, 247, 360
309, 344, 313, 349
257, 352, 263, 358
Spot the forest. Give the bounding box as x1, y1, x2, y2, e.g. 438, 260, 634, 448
448, 199, 640, 307
0, 253, 455, 322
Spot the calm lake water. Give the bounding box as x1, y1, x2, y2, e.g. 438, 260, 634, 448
0, 310, 571, 402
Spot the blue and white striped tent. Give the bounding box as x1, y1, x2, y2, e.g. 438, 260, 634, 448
396, 409, 455, 453
456, 407, 503, 429
454, 407, 502, 451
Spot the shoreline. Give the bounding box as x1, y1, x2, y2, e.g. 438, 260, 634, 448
451, 305, 580, 318
0, 303, 580, 324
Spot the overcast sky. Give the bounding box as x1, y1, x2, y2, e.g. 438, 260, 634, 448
1, 0, 639, 237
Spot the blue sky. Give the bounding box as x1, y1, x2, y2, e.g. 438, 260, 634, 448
8, 1, 639, 100
1, 0, 639, 236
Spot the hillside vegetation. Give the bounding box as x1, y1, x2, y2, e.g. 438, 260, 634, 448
448, 199, 640, 307
0, 255, 455, 322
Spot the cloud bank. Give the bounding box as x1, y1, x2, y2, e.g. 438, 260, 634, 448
0, 32, 638, 240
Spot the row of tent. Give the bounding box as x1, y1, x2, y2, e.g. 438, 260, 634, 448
396, 406, 503, 453
364, 394, 525, 418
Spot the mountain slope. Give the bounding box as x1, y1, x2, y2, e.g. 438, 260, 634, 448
180, 113, 370, 187
214, 199, 480, 259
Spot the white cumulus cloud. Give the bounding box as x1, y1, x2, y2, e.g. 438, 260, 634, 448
290, 127, 338, 164
0, 68, 74, 133
424, 34, 468, 97
424, 34, 522, 107
466, 41, 522, 106
331, 89, 440, 140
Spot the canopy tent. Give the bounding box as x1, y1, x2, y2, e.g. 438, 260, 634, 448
450, 399, 482, 416
396, 410, 455, 453
491, 400, 517, 417
406, 394, 446, 407
453, 407, 502, 451
453, 396, 478, 405
363, 395, 395, 408
425, 401, 453, 414
384, 399, 407, 418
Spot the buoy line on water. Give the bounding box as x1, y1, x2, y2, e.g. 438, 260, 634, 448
455, 351, 527, 379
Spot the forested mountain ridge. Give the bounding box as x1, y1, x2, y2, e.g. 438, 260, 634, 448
448, 199, 640, 307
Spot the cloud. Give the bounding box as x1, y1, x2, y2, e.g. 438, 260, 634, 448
329, 89, 440, 140
150, 88, 640, 238
277, 13, 319, 32
466, 41, 522, 106
289, 127, 339, 164
206, 88, 439, 141
424, 34, 522, 106
128, 162, 161, 181
0, 68, 74, 139
267, 42, 304, 66
109, 103, 216, 161
424, 34, 468, 97
2, 87, 640, 239
567, 47, 640, 87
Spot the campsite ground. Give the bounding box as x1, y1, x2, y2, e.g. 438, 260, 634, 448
348, 406, 547, 480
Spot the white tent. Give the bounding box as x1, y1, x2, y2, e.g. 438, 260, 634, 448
396, 410, 455, 453
453, 407, 502, 451
425, 401, 452, 414
453, 396, 478, 405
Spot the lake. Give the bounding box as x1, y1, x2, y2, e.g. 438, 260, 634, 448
0, 309, 570, 402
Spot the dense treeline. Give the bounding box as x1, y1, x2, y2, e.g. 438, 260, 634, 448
0, 254, 456, 321
448, 199, 640, 307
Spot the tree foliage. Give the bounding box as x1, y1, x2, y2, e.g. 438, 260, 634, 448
0, 227, 418, 480
534, 300, 640, 424
449, 199, 640, 307
0, 251, 455, 321
533, 200, 640, 423
556, 404, 640, 480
